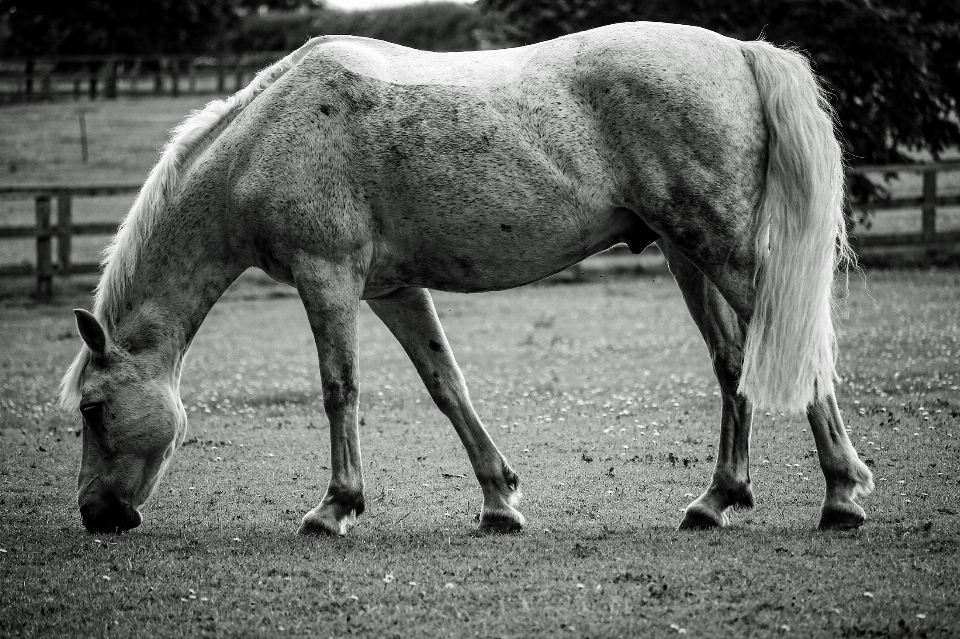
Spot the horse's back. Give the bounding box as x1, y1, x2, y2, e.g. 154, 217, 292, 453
221, 23, 766, 293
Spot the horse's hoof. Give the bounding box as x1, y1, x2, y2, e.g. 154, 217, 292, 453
818, 501, 866, 530
678, 504, 729, 530
477, 505, 525, 534
298, 506, 358, 536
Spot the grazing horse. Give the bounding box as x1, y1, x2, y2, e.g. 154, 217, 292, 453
61, 22, 873, 536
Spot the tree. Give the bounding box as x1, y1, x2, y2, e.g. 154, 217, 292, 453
233, 0, 325, 15
224, 2, 493, 54
479, 0, 960, 175
0, 0, 239, 56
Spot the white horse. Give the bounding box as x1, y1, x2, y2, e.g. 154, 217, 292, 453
61, 22, 873, 535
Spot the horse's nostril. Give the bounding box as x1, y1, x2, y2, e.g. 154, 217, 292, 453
80, 496, 142, 534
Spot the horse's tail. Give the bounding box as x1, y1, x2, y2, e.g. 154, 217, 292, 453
736, 41, 852, 413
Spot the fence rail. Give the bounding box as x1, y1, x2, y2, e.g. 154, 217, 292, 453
1, 160, 958, 299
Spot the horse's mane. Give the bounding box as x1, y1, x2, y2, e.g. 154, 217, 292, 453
59, 39, 323, 410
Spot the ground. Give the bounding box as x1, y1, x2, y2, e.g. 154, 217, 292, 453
1, 269, 958, 637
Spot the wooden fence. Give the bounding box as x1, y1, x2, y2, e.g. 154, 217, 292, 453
846, 160, 960, 252
0, 53, 284, 102
0, 184, 139, 299
1, 160, 958, 299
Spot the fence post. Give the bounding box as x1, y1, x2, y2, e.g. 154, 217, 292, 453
89, 63, 99, 99
922, 169, 937, 242
105, 58, 118, 99
57, 195, 73, 278
154, 59, 164, 95
171, 59, 180, 97
217, 56, 226, 93
25, 60, 34, 98
36, 196, 53, 300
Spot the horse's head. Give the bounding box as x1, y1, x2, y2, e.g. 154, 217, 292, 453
64, 309, 187, 534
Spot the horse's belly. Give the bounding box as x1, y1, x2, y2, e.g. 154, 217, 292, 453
364, 204, 639, 294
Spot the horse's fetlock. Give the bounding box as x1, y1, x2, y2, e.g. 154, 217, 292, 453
325, 482, 364, 514
502, 464, 521, 492
707, 475, 753, 510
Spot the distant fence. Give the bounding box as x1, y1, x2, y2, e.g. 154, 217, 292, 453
1, 161, 959, 299
846, 160, 960, 253
0, 53, 286, 102
0, 183, 139, 298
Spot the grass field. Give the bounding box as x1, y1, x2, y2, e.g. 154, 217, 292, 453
1, 270, 958, 637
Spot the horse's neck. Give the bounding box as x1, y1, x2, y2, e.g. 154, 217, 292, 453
106, 197, 245, 368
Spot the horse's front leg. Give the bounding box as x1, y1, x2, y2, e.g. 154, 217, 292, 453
808, 394, 874, 529
660, 241, 755, 529
368, 287, 524, 532
294, 258, 365, 536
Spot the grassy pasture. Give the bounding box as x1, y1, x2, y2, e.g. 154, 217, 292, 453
1, 270, 958, 637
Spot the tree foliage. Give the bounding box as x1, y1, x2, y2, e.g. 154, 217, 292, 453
0, 0, 491, 57
0, 0, 239, 56
480, 0, 960, 168
226, 2, 491, 53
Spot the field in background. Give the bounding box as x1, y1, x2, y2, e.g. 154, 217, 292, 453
1, 96, 959, 274
1, 272, 958, 637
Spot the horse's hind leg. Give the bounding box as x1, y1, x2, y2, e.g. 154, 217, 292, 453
368, 288, 524, 533
293, 258, 366, 536
660, 241, 755, 529
661, 241, 874, 529
808, 395, 874, 529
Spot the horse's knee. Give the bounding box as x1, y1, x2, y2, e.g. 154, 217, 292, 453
425, 374, 466, 417
322, 379, 358, 417
711, 351, 743, 396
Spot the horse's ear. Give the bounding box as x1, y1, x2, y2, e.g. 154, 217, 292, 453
74, 309, 106, 355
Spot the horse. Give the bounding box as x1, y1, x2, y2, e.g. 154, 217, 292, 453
60, 21, 874, 536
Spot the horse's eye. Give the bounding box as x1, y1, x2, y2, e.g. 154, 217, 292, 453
80, 403, 104, 430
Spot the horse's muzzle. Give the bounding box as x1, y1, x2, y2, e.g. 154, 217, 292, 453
80, 494, 142, 534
